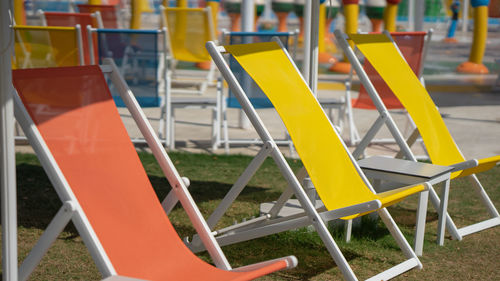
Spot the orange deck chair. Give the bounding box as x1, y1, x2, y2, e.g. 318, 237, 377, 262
12, 61, 296, 280
345, 31, 432, 146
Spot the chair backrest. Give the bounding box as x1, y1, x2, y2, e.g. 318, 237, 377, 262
77, 4, 119, 28
349, 33, 466, 166
222, 42, 378, 211
31, 0, 73, 12
354, 32, 427, 109
12, 65, 282, 280
95, 28, 164, 107
162, 7, 214, 62
12, 25, 83, 69
224, 31, 295, 109
42, 11, 100, 65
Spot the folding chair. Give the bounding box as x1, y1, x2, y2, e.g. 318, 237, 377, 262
213, 30, 298, 154
77, 4, 121, 28
12, 61, 297, 280
12, 25, 84, 69
89, 27, 171, 147
335, 30, 500, 245
160, 6, 216, 95
39, 10, 103, 65
195, 40, 448, 280
344, 31, 432, 146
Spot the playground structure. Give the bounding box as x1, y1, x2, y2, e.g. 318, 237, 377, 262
2, 0, 500, 280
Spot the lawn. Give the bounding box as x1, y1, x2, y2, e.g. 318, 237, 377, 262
6, 151, 500, 280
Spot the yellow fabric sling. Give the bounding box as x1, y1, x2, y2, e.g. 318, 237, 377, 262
13, 25, 80, 69
225, 42, 425, 218
164, 8, 212, 62
350, 34, 500, 179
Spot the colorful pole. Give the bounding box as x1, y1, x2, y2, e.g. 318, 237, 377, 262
444, 1, 460, 43
255, 0, 265, 30
457, 0, 490, 74
383, 0, 400, 32
329, 0, 358, 73
366, 0, 385, 32
177, 0, 188, 7
224, 0, 242, 31
14, 0, 26, 25
318, 0, 340, 64
130, 0, 142, 29
272, 0, 295, 32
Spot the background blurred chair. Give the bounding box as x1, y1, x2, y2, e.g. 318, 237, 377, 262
77, 4, 121, 28
160, 6, 216, 95
90, 27, 170, 146
12, 25, 84, 69
39, 10, 103, 65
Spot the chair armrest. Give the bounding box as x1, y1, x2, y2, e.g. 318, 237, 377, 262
450, 159, 478, 172
231, 255, 298, 272
320, 199, 382, 221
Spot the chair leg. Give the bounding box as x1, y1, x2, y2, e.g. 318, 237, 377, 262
437, 179, 450, 246
414, 189, 429, 255
428, 186, 462, 241
469, 174, 500, 218
378, 208, 421, 265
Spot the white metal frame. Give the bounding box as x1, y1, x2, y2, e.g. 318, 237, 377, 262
160, 5, 216, 95
198, 39, 435, 281
343, 29, 433, 147
11, 59, 297, 279
335, 29, 500, 244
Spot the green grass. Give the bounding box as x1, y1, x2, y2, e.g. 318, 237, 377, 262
6, 151, 500, 280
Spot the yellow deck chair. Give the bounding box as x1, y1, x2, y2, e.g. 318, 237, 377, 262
185, 40, 449, 281
335, 30, 500, 245
160, 6, 216, 95
13, 25, 84, 69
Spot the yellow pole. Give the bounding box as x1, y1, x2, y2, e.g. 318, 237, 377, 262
14, 0, 26, 25
318, 3, 326, 53
330, 1, 358, 73
177, 0, 188, 7
130, 0, 142, 29
206, 0, 220, 34
383, 2, 398, 32
457, 1, 489, 74
469, 6, 488, 64
89, 0, 102, 4
344, 4, 359, 35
